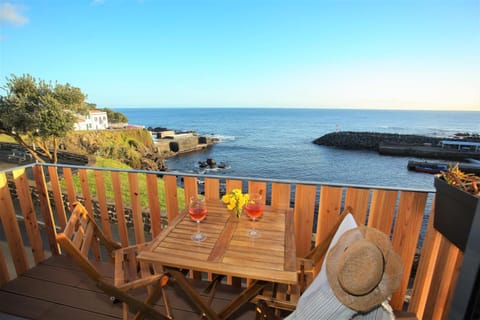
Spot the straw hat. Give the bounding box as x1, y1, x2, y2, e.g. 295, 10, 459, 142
326, 226, 403, 312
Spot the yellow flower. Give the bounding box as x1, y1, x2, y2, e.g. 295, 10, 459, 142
222, 189, 249, 217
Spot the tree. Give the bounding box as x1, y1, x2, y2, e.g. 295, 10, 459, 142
54, 83, 89, 115
0, 74, 87, 163
101, 107, 128, 124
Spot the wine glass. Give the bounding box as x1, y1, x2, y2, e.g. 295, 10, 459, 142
245, 193, 264, 238
189, 196, 207, 242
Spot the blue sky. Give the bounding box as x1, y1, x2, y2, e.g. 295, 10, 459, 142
1, 0, 479, 110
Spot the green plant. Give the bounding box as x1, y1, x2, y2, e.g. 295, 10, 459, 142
440, 163, 480, 196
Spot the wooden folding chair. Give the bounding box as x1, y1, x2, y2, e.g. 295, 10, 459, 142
56, 201, 172, 320
254, 206, 418, 320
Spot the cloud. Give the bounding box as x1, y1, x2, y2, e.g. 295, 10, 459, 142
0, 2, 28, 26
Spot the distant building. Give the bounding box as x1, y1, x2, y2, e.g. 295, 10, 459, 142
74, 110, 109, 131
441, 140, 480, 153
74, 117, 88, 131
155, 130, 175, 139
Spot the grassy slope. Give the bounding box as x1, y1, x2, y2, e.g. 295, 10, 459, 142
2, 132, 185, 209
59, 157, 185, 210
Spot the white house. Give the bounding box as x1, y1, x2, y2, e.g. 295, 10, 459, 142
74, 110, 109, 131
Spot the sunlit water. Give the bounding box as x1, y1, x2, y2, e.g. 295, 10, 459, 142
119, 108, 479, 191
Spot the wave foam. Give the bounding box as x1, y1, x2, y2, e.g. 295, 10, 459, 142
206, 134, 235, 142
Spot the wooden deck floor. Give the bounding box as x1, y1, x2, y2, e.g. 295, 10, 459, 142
0, 255, 258, 319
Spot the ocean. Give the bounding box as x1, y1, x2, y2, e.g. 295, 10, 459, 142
117, 108, 479, 191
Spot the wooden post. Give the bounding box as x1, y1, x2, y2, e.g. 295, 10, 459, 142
32, 166, 60, 255
12, 168, 45, 264
0, 172, 29, 275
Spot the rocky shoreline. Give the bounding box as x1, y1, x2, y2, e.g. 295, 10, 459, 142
313, 131, 480, 160
0, 128, 219, 172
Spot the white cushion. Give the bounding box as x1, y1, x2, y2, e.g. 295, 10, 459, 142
286, 213, 358, 319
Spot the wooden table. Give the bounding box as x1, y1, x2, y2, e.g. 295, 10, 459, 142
138, 199, 297, 319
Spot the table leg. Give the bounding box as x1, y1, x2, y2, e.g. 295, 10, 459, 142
218, 280, 267, 319
168, 269, 221, 320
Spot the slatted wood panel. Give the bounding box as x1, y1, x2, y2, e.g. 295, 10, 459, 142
62, 167, 77, 211
408, 199, 464, 320
47, 166, 68, 229
315, 185, 343, 246
127, 172, 145, 245
367, 189, 398, 234
32, 166, 59, 255
77, 168, 101, 261
94, 170, 112, 239
344, 187, 370, 225
111, 171, 129, 247
226, 179, 242, 193
293, 184, 317, 257
164, 175, 179, 221
0, 163, 467, 319
0, 172, 29, 276
204, 177, 220, 200
183, 176, 198, 205
11, 168, 45, 265
431, 240, 462, 320
270, 182, 291, 209
390, 191, 427, 310
248, 181, 267, 200
78, 169, 95, 219
146, 173, 163, 237
408, 207, 440, 317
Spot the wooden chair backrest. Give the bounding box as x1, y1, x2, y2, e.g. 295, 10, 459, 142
255, 206, 353, 310
300, 205, 352, 285
56, 202, 120, 282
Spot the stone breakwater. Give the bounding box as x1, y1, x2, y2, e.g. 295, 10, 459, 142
313, 131, 443, 150
313, 131, 480, 160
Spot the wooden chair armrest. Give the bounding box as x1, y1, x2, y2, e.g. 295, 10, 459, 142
112, 242, 149, 260
97, 280, 170, 320
115, 242, 150, 252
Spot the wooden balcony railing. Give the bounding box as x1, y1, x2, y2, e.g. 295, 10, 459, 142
0, 163, 465, 319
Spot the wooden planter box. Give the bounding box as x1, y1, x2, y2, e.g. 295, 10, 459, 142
434, 176, 480, 252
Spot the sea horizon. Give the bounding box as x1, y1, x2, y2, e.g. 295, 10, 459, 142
111, 106, 480, 112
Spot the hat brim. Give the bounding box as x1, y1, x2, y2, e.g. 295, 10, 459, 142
326, 226, 403, 312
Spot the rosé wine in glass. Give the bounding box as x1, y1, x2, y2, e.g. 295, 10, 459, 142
189, 206, 207, 222
189, 197, 207, 242
245, 193, 264, 238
